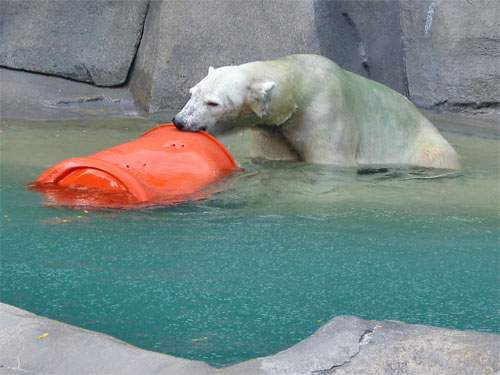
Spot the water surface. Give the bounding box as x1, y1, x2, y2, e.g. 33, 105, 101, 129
1, 117, 499, 367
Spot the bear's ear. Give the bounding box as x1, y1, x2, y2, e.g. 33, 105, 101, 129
208, 66, 215, 74
248, 81, 276, 118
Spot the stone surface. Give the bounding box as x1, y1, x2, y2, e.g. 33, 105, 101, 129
1, 0, 498, 119
223, 317, 500, 375
0, 303, 215, 375
1, 303, 498, 375
0, 68, 141, 120
0, 0, 149, 86
130, 0, 320, 112
328, 320, 500, 375
130, 0, 407, 112
400, 0, 500, 114
314, 0, 408, 95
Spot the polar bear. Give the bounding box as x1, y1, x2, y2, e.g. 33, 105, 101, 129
173, 54, 459, 169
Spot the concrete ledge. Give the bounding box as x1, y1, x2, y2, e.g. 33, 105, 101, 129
1, 303, 498, 375
0, 68, 141, 120
0, 303, 215, 375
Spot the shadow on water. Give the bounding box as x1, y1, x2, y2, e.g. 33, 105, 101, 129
356, 166, 462, 180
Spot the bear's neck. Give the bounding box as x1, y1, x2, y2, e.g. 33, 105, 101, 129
243, 61, 298, 127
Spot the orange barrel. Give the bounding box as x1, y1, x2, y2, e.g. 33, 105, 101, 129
30, 124, 237, 208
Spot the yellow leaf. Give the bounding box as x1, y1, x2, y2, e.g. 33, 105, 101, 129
191, 336, 208, 342
38, 333, 48, 339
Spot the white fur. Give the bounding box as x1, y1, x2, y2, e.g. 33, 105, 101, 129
173, 54, 460, 169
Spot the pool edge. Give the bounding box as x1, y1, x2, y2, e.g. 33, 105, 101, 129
1, 303, 498, 374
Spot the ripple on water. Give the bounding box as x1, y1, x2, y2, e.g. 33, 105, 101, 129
1, 119, 499, 367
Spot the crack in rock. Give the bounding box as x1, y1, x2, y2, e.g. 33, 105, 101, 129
42, 95, 132, 107
2, 321, 39, 374
435, 100, 500, 110
55, 95, 106, 105
312, 327, 377, 374
341, 12, 371, 77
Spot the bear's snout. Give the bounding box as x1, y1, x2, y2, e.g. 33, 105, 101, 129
172, 115, 206, 132
172, 116, 186, 130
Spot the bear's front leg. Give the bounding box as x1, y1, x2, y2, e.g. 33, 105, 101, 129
250, 127, 300, 161
280, 107, 359, 166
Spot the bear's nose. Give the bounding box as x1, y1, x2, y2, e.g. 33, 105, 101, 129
172, 116, 185, 130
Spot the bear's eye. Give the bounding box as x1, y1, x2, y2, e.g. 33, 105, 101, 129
206, 101, 219, 107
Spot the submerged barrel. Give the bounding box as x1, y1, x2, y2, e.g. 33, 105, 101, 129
30, 124, 237, 208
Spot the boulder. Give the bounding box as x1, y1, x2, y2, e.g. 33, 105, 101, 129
0, 303, 215, 375
0, 0, 149, 86
400, 0, 500, 115
314, 0, 408, 95
226, 317, 500, 375
130, 0, 320, 112
1, 303, 498, 375
0, 68, 141, 120
130, 0, 407, 112
2, 0, 497, 118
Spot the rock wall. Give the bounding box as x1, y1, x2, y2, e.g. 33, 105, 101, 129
314, 0, 407, 96
130, 0, 321, 111
400, 0, 500, 115
0, 0, 149, 86
0, 0, 498, 117
130, 0, 407, 111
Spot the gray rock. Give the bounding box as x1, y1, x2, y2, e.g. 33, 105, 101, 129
0, 0, 149, 86
130, 0, 408, 112
130, 0, 320, 112
222, 316, 375, 374
0, 68, 141, 120
400, 0, 500, 114
1, 0, 498, 119
0, 303, 215, 375
1, 303, 498, 375
223, 316, 500, 375
329, 320, 500, 375
314, 0, 408, 95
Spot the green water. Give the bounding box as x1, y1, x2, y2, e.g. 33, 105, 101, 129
1, 118, 499, 367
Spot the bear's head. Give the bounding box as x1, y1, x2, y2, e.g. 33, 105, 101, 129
173, 65, 275, 133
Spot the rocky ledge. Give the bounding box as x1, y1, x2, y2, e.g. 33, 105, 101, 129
1, 303, 498, 375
